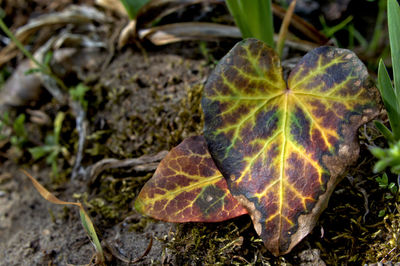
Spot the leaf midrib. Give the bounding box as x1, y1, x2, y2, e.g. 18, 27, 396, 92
278, 92, 290, 246
145, 173, 223, 204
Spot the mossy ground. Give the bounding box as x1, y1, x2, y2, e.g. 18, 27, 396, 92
0, 1, 399, 264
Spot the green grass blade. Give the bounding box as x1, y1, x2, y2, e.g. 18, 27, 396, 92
119, 0, 150, 20
374, 120, 395, 142
226, 0, 251, 38
378, 59, 400, 139
253, 0, 274, 47
368, 0, 386, 54
388, 0, 400, 97
226, 0, 245, 39
79, 208, 105, 264
226, 0, 274, 47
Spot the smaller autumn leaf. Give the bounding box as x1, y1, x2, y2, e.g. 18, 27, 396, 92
202, 39, 380, 256
135, 136, 248, 222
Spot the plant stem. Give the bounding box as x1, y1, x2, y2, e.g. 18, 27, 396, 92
0, 12, 68, 91
0, 18, 44, 69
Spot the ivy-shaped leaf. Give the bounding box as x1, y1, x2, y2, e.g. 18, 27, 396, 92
202, 39, 379, 255
135, 136, 248, 222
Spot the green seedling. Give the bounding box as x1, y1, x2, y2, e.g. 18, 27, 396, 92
29, 112, 69, 179
9, 114, 28, 150
69, 83, 89, 111
135, 39, 379, 255
375, 173, 399, 217
371, 0, 400, 175
376, 172, 398, 195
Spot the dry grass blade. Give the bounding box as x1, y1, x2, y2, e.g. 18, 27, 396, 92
277, 0, 297, 57
138, 22, 240, 45
95, 0, 128, 17
23, 169, 80, 207
0, 5, 109, 67
135, 0, 220, 31
21, 169, 106, 265
272, 3, 329, 45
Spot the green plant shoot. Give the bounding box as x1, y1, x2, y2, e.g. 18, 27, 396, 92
226, 0, 274, 48
29, 112, 69, 178
375, 0, 400, 141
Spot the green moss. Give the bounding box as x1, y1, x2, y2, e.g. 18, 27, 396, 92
160, 216, 284, 265
84, 173, 152, 225
365, 206, 400, 262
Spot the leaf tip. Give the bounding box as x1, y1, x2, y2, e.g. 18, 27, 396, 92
134, 196, 145, 214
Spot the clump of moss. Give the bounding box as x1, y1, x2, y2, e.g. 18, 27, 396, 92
82, 172, 152, 226
366, 205, 400, 262
160, 216, 292, 265
89, 52, 209, 159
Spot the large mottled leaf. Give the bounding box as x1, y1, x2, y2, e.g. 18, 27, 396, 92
202, 38, 379, 255
135, 136, 248, 222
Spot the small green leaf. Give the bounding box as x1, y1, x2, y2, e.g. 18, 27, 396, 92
370, 146, 387, 159
388, 182, 398, 194
374, 120, 395, 142
374, 158, 392, 173
378, 209, 386, 217
385, 193, 394, 199
29, 145, 53, 160
376, 173, 389, 188
69, 84, 89, 110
